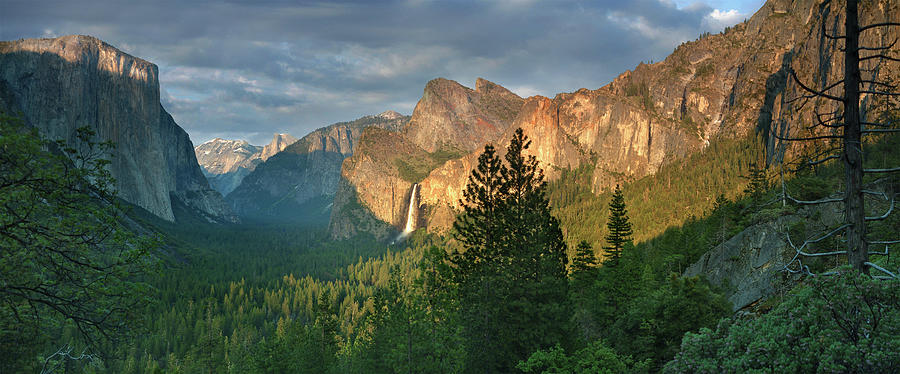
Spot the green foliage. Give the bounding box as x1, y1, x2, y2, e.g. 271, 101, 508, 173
743, 162, 769, 198
451, 128, 571, 372
625, 81, 653, 111
604, 185, 633, 265
666, 271, 900, 373
610, 275, 731, 370
548, 135, 760, 253
517, 341, 649, 374
352, 252, 465, 374
0, 115, 159, 372
694, 62, 715, 77
570, 241, 598, 280
395, 147, 464, 183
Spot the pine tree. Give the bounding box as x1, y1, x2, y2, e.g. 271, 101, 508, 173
569, 240, 600, 342
744, 162, 768, 198
571, 240, 598, 280
603, 185, 633, 266
451, 128, 570, 372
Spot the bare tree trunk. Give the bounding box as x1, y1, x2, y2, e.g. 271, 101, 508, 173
843, 0, 868, 273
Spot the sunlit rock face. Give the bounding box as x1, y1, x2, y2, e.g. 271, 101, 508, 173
0, 35, 237, 223
403, 78, 524, 153
227, 112, 408, 223
332, 0, 900, 239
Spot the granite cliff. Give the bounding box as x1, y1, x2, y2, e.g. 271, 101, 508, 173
331, 0, 900, 239
195, 133, 296, 195
0, 35, 237, 223
227, 111, 408, 223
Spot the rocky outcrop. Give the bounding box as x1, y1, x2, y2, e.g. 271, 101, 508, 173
0, 35, 237, 223
330, 0, 900, 239
684, 219, 793, 311
227, 112, 408, 223
195, 133, 297, 196
684, 201, 846, 311
404, 78, 524, 153
258, 133, 297, 162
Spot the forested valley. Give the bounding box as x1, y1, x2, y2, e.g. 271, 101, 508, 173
4, 107, 900, 372
3, 0, 900, 373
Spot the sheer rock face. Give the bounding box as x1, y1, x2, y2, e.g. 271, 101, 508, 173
331, 0, 900, 239
258, 133, 298, 161
329, 126, 427, 240
194, 133, 296, 196
226, 113, 408, 222
0, 35, 237, 223
403, 78, 524, 153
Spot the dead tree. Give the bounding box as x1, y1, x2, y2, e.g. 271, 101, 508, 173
779, 0, 900, 277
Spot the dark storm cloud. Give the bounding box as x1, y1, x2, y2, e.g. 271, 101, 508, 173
0, 0, 759, 145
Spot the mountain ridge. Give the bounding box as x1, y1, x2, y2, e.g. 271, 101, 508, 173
225, 112, 409, 222
0, 34, 237, 223
330, 0, 900, 240
195, 133, 297, 195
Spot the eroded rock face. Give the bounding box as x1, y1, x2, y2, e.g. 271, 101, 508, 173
227, 112, 408, 222
684, 219, 792, 311
0, 35, 236, 223
258, 133, 298, 161
329, 126, 427, 239
403, 78, 524, 153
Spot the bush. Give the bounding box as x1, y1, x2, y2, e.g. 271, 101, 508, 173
665, 270, 900, 373
517, 341, 649, 374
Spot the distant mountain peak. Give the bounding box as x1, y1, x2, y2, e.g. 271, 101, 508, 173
376, 110, 403, 120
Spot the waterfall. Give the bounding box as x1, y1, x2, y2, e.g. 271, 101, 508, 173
402, 183, 419, 235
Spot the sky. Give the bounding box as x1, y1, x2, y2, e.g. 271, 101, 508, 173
1, 0, 764, 146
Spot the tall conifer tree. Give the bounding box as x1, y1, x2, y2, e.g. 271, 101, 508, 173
603, 185, 633, 266
451, 128, 570, 372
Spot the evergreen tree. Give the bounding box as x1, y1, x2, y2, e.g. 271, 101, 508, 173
570, 240, 600, 342
571, 240, 598, 278
743, 162, 768, 198
603, 185, 633, 266
451, 128, 571, 372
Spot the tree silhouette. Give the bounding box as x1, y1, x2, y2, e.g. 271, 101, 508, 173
779, 0, 900, 277
604, 185, 633, 266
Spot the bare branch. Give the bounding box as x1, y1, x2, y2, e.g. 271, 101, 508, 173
861, 90, 900, 96
784, 193, 844, 205
865, 195, 894, 221
864, 167, 900, 173
806, 154, 841, 166
864, 262, 900, 279
785, 224, 850, 261
863, 129, 900, 134
860, 54, 900, 63
859, 22, 900, 32
823, 20, 847, 39
790, 69, 844, 101
858, 38, 899, 51
861, 121, 897, 127
775, 133, 844, 141
861, 80, 898, 89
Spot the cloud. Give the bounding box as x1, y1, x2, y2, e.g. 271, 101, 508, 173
703, 9, 746, 32
1, 0, 758, 145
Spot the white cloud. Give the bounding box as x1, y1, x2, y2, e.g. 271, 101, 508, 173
702, 9, 745, 32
